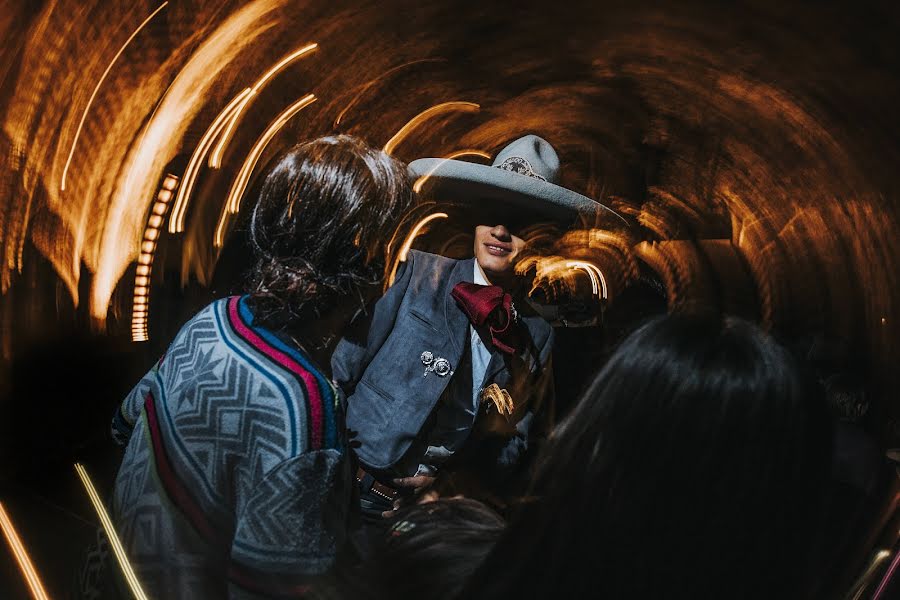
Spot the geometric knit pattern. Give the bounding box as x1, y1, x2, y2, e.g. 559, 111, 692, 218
112, 296, 348, 599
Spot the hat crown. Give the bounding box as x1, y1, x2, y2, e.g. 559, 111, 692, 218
491, 135, 561, 185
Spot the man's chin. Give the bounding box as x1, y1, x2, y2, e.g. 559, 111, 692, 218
479, 263, 515, 282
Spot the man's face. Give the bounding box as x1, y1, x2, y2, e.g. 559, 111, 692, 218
473, 223, 527, 280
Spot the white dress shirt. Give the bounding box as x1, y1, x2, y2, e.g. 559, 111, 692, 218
416, 261, 495, 476
470, 260, 494, 407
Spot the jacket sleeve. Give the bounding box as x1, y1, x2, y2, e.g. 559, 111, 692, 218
330, 252, 417, 397
111, 354, 166, 446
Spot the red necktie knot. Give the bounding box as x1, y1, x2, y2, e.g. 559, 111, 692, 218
451, 282, 519, 354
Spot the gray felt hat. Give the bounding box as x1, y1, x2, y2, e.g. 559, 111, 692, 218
409, 135, 627, 225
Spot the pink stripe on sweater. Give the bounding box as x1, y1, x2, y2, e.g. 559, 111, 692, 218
226, 298, 323, 450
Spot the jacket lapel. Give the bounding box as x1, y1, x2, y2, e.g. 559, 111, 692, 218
481, 350, 507, 388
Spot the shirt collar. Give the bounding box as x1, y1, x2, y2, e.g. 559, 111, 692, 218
473, 260, 490, 286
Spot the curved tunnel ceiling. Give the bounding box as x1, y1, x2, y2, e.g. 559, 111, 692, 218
1, 0, 898, 429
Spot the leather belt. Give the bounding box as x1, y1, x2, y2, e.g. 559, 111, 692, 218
356, 467, 399, 502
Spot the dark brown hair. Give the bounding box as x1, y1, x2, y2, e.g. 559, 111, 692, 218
247, 135, 413, 329
465, 314, 832, 600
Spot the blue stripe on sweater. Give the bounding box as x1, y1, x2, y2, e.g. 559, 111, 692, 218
212, 299, 301, 455
237, 296, 338, 450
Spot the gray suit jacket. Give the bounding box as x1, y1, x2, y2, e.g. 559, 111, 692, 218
332, 250, 554, 472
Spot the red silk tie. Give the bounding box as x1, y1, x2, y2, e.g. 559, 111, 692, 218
451, 282, 519, 355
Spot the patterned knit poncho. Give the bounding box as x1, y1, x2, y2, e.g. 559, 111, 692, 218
112, 295, 349, 599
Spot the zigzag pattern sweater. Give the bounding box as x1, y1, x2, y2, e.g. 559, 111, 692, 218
111, 296, 348, 599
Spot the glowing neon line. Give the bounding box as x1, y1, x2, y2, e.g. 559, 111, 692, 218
60, 2, 169, 191
168, 88, 251, 233
208, 43, 318, 169
567, 260, 608, 299
870, 549, 897, 600
386, 212, 448, 287
74, 463, 149, 600
412, 149, 491, 193
214, 93, 317, 247
383, 102, 480, 155
333, 58, 446, 127
0, 502, 51, 600
133, 175, 178, 341
254, 43, 319, 90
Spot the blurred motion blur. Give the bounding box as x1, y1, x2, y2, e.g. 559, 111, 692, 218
1, 0, 899, 597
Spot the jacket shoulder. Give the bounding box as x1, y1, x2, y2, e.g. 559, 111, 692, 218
406, 249, 460, 274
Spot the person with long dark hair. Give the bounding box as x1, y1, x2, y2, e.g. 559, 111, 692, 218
464, 313, 832, 599
109, 135, 415, 599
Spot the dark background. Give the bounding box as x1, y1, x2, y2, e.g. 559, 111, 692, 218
1, 0, 898, 596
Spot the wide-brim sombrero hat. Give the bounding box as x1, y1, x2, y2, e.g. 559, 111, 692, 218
408, 134, 628, 226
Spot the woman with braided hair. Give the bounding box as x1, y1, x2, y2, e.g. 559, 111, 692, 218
110, 135, 415, 599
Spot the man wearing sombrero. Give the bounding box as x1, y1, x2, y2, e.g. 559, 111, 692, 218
332, 135, 625, 517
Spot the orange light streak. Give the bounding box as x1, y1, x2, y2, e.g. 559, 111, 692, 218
208, 43, 318, 169
517, 255, 587, 303
567, 260, 608, 299
90, 0, 284, 322
383, 102, 480, 155
75, 464, 149, 600
412, 149, 491, 193
333, 58, 446, 127
845, 549, 891, 600
60, 1, 169, 191
386, 212, 449, 287
0, 502, 51, 600
168, 88, 252, 233
214, 94, 317, 247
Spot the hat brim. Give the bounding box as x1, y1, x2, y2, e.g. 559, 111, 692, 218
409, 158, 628, 226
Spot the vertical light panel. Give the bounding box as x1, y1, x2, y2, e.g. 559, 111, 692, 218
132, 174, 179, 342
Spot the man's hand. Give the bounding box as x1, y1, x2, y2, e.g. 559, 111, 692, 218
393, 474, 435, 493
380, 475, 436, 517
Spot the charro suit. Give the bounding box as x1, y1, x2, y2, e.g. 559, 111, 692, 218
331, 250, 554, 478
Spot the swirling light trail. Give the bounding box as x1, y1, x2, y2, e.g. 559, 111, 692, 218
386, 212, 449, 288
847, 550, 892, 600
567, 260, 608, 299
133, 174, 179, 342
518, 254, 582, 300
412, 149, 492, 193
168, 89, 252, 234
59, 1, 169, 191
208, 42, 319, 169
0, 502, 51, 600
214, 93, 317, 247
383, 102, 480, 155
333, 58, 447, 128
75, 463, 149, 600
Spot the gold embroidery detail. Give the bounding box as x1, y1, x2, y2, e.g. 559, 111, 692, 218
481, 383, 514, 416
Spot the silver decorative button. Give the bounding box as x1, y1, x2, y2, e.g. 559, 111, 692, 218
422, 353, 453, 378
433, 358, 451, 377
